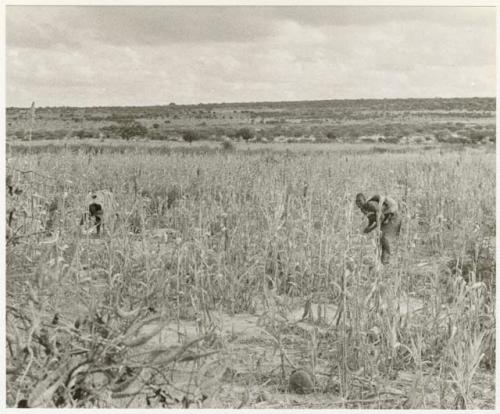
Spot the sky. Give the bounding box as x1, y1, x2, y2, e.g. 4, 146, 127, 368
5, 6, 497, 107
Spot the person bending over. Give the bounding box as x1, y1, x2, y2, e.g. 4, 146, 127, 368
356, 193, 402, 265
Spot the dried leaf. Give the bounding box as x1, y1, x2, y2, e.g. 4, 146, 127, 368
116, 304, 142, 320
121, 323, 163, 347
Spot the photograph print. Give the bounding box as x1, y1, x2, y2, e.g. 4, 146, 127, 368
4, 3, 496, 409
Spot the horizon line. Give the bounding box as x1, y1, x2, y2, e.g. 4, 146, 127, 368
6, 95, 496, 109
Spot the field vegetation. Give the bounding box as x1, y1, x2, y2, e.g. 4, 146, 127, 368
5, 139, 495, 408
6, 97, 496, 145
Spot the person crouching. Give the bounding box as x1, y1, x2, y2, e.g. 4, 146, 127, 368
80, 190, 117, 236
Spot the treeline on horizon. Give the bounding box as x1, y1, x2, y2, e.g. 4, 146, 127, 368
6, 96, 496, 111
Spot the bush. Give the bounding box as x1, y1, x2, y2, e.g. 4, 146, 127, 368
75, 130, 94, 139
326, 131, 337, 140
99, 124, 121, 138
220, 138, 235, 151
468, 129, 489, 142
434, 129, 452, 143
182, 129, 205, 143
147, 131, 169, 141
119, 122, 148, 141
236, 127, 254, 141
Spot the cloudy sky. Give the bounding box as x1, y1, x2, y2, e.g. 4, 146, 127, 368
6, 6, 496, 107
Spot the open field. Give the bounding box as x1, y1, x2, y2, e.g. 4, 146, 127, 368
6, 97, 496, 145
6, 141, 495, 408
7, 138, 484, 157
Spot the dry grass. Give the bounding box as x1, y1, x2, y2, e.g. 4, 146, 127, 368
5, 143, 495, 408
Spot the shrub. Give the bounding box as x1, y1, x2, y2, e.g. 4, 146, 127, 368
434, 129, 452, 143
326, 131, 337, 140
236, 127, 254, 141
182, 129, 205, 144
75, 130, 94, 139
220, 138, 235, 151
468, 129, 489, 142
119, 122, 148, 141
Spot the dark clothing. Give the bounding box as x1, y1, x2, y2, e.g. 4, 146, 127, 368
89, 202, 103, 235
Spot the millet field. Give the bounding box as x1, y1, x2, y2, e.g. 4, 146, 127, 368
5, 142, 496, 408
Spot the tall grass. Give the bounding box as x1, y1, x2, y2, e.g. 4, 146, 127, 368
6, 144, 495, 408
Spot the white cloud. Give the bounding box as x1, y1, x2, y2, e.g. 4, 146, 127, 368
6, 6, 496, 107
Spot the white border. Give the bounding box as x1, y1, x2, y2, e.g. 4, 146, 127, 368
1, 1, 498, 414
